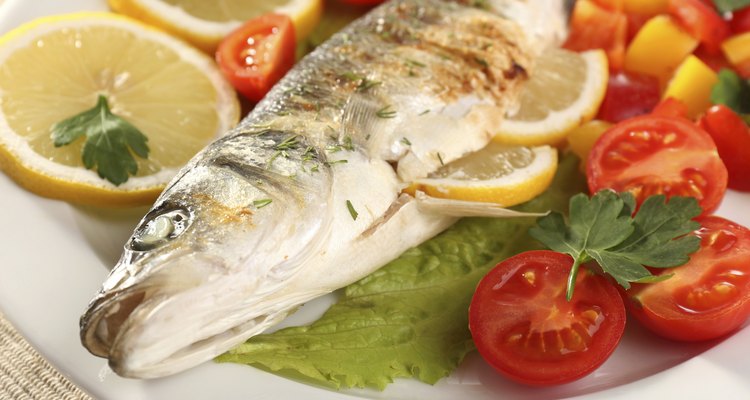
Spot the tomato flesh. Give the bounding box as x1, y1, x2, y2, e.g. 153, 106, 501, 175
668, 0, 730, 54
587, 115, 728, 214
564, 0, 627, 71
596, 72, 661, 123
469, 250, 626, 386
216, 14, 296, 103
626, 216, 750, 341
698, 105, 750, 192
730, 7, 750, 34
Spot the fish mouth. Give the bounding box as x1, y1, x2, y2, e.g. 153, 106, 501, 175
79, 253, 286, 378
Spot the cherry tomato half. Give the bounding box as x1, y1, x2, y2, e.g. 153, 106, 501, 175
625, 216, 750, 341
587, 115, 728, 214
216, 14, 296, 103
469, 250, 626, 386
668, 0, 730, 55
698, 105, 750, 192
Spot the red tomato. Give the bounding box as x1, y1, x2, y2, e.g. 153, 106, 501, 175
651, 97, 690, 119
625, 216, 750, 341
698, 105, 750, 192
216, 14, 296, 103
564, 0, 628, 70
597, 72, 661, 123
587, 115, 728, 214
694, 44, 733, 72
668, 0, 731, 54
730, 7, 750, 34
469, 250, 626, 386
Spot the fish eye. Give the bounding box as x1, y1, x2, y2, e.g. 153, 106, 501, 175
130, 208, 191, 251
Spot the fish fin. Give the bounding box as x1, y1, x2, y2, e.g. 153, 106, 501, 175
414, 191, 548, 218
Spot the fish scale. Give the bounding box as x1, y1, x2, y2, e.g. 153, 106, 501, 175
80, 0, 568, 379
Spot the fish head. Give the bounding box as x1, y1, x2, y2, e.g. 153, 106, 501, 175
80, 131, 333, 378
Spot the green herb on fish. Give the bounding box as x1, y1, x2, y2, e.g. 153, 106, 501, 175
51, 94, 149, 186
405, 58, 426, 68
346, 200, 358, 221
376, 105, 397, 119
437, 152, 445, 166
217, 154, 588, 390
253, 199, 273, 208
400, 137, 412, 146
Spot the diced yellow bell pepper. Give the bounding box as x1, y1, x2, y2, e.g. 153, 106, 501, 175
624, 15, 699, 82
623, 0, 668, 16
567, 120, 613, 170
662, 55, 718, 119
721, 32, 750, 66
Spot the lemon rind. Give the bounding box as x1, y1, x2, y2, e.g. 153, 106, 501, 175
0, 12, 239, 205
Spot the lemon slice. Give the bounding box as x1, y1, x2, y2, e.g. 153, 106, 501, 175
108, 0, 324, 53
405, 143, 558, 207
0, 12, 240, 207
493, 48, 609, 146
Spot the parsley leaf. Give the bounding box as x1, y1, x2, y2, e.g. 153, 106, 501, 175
711, 69, 750, 120
712, 0, 750, 13
530, 190, 702, 300
51, 95, 149, 185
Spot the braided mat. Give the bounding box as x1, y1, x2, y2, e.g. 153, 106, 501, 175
0, 313, 92, 400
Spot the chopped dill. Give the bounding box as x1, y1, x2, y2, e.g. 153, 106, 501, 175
346, 200, 358, 221
357, 78, 382, 92
326, 159, 348, 166
419, 109, 430, 116
405, 59, 426, 68
376, 105, 397, 119
475, 57, 489, 68
342, 135, 354, 151
401, 137, 412, 146
437, 152, 445, 166
276, 135, 299, 150
253, 199, 273, 208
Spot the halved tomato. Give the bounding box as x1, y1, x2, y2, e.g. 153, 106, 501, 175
587, 115, 728, 214
469, 250, 626, 386
625, 215, 750, 341
216, 14, 296, 103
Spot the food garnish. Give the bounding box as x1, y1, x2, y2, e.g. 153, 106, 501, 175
107, 0, 323, 53
711, 68, 750, 120
0, 12, 239, 206
492, 48, 609, 146
530, 190, 701, 299
51, 95, 149, 186
216, 14, 297, 103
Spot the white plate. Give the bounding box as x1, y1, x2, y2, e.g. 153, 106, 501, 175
1, 0, 750, 398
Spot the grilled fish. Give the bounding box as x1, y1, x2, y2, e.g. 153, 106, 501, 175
80, 0, 568, 378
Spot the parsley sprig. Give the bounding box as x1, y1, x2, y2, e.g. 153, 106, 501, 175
712, 0, 750, 13
530, 190, 702, 300
51, 95, 149, 185
711, 69, 750, 124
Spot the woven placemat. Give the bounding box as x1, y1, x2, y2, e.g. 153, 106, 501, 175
0, 312, 92, 400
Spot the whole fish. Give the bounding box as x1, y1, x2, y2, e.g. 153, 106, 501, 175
80, 0, 568, 378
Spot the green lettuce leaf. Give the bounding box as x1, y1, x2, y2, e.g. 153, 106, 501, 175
216, 153, 587, 390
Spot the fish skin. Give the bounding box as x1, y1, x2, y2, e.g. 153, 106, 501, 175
80, 0, 568, 378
